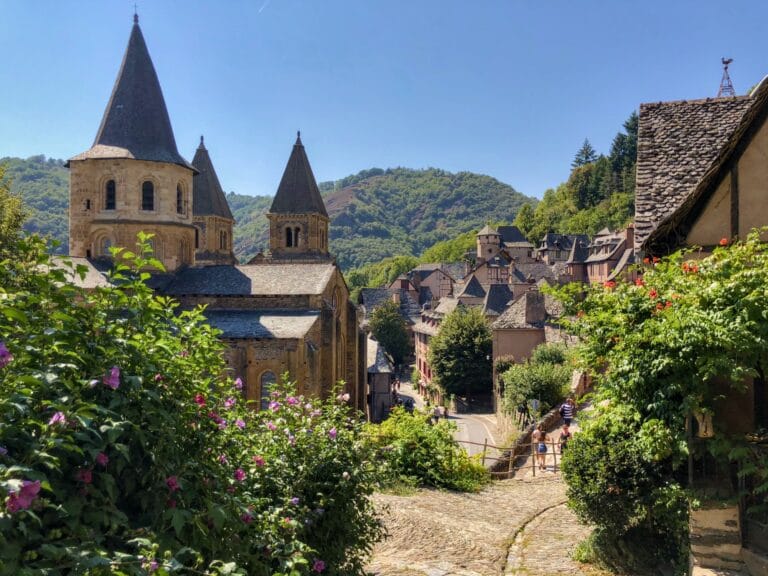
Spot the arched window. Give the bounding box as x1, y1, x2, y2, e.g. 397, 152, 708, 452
286, 227, 294, 247
294, 227, 301, 247
105, 180, 116, 210
176, 184, 183, 214
100, 237, 112, 257
141, 181, 154, 211
260, 371, 277, 410
194, 227, 199, 249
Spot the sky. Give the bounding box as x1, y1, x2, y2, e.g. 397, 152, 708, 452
2, 0, 767, 200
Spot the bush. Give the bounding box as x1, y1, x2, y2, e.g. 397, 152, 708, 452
0, 235, 382, 575
501, 362, 570, 415
530, 343, 568, 366
365, 408, 489, 492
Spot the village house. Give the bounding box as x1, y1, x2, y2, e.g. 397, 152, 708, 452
566, 225, 637, 284
65, 15, 365, 410
635, 78, 768, 571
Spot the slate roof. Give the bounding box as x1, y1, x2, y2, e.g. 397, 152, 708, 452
607, 249, 636, 281
192, 136, 234, 219
367, 337, 394, 374
498, 226, 528, 244
492, 291, 547, 330
477, 225, 498, 236
510, 262, 557, 283
202, 309, 319, 339
69, 16, 192, 170
162, 263, 335, 296
434, 297, 460, 315
635, 96, 753, 248
483, 284, 515, 317
269, 133, 328, 217
455, 275, 486, 298
441, 262, 467, 282
565, 236, 590, 264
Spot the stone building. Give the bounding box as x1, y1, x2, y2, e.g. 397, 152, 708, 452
66, 16, 365, 410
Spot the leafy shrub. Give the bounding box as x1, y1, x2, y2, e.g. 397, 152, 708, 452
0, 235, 382, 575
530, 343, 568, 366
365, 408, 488, 492
501, 362, 570, 415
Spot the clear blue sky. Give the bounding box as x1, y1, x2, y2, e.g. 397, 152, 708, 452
1, 1, 766, 200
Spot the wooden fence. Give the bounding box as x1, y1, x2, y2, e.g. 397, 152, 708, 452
456, 438, 567, 479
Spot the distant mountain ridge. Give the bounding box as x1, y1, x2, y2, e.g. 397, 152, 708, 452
3, 157, 536, 270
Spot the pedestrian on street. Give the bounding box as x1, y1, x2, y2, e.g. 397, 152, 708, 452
559, 397, 575, 426
559, 423, 572, 453
532, 423, 548, 471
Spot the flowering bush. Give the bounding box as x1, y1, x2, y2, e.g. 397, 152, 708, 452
0, 235, 382, 575
365, 407, 489, 492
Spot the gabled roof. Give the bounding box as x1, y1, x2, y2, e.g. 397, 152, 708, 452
455, 275, 486, 298
69, 16, 192, 170
269, 133, 328, 217
642, 78, 768, 252
635, 95, 753, 249
492, 291, 547, 330
367, 337, 394, 374
477, 225, 498, 236
498, 225, 528, 244
510, 262, 557, 284
483, 284, 515, 317
565, 236, 590, 264
192, 136, 234, 219
162, 262, 335, 296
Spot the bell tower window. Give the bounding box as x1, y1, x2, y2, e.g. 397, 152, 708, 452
176, 184, 183, 214
105, 180, 116, 210
141, 181, 154, 211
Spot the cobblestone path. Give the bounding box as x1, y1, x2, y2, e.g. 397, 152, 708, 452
367, 475, 607, 576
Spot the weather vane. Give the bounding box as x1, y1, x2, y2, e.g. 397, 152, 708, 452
718, 58, 735, 97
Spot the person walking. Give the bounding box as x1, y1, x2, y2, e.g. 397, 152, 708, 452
559, 423, 572, 453
532, 423, 548, 471
559, 397, 576, 426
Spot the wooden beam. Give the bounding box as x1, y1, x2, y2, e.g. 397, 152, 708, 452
730, 165, 739, 240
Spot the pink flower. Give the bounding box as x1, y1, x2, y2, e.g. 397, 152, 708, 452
103, 366, 120, 390
234, 377, 243, 390
310, 409, 322, 418
312, 559, 326, 573
5, 480, 41, 513
0, 342, 13, 368
154, 373, 163, 382
252, 455, 265, 467
96, 452, 109, 467
289, 497, 300, 505
269, 401, 281, 412
194, 393, 206, 407
234, 468, 246, 482
241, 512, 254, 524
0, 446, 7, 456
235, 418, 246, 429
76, 468, 93, 484
328, 427, 337, 440
266, 421, 277, 431
224, 397, 236, 409
286, 396, 299, 405
48, 411, 67, 427
148, 560, 159, 573
218, 454, 228, 464
179, 349, 189, 357
336, 392, 350, 403
166, 476, 180, 492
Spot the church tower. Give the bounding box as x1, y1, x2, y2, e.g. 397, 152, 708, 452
67, 15, 196, 272
267, 133, 331, 260
191, 136, 236, 265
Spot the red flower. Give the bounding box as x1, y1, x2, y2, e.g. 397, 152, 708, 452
194, 394, 206, 407
635, 278, 645, 287
649, 289, 658, 299
665, 301, 672, 308
656, 302, 664, 311
719, 237, 729, 246
603, 281, 616, 289
642, 257, 650, 265
652, 256, 660, 264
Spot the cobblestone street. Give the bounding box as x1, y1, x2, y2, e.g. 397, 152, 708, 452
367, 475, 608, 576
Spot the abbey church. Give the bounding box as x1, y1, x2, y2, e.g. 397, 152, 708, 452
67, 15, 365, 409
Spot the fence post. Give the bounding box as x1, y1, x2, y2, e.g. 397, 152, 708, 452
531, 442, 536, 477
507, 447, 513, 478
481, 438, 488, 467
553, 440, 557, 473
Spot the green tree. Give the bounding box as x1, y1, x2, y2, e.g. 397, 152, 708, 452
572, 138, 598, 168
369, 300, 411, 366
428, 306, 492, 402
513, 203, 536, 241
0, 165, 25, 253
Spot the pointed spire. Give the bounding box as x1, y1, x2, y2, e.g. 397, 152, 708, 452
72, 17, 191, 169
191, 138, 233, 220
269, 133, 328, 217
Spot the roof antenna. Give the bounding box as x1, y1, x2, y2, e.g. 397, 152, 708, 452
717, 58, 735, 97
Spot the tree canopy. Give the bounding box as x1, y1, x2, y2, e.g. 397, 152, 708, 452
369, 300, 411, 366
427, 306, 492, 402
0, 165, 25, 253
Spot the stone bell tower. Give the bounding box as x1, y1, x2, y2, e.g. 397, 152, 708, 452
266, 133, 331, 261
67, 14, 196, 272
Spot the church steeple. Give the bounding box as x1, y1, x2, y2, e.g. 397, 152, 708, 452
267, 133, 331, 260
269, 132, 328, 217
70, 15, 191, 168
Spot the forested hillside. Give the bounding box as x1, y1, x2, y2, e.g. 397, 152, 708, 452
2, 156, 69, 253
2, 158, 534, 270
513, 112, 638, 242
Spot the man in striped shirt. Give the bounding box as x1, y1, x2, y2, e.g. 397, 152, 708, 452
559, 397, 575, 426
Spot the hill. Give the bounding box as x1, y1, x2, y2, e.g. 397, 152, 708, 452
2, 158, 535, 270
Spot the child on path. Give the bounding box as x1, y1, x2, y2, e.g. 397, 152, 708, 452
559, 423, 572, 452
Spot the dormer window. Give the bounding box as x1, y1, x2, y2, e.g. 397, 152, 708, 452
141, 181, 154, 211
105, 180, 116, 210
